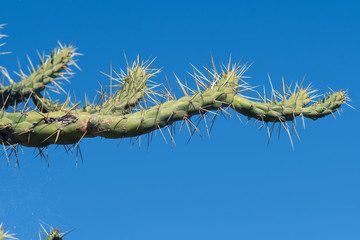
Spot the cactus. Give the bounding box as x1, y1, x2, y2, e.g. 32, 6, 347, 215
0, 26, 348, 163
0, 24, 350, 240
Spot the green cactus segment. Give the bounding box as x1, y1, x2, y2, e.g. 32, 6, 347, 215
90, 87, 235, 139
231, 89, 346, 122
0, 47, 74, 109
44, 229, 63, 240
217, 69, 242, 89
302, 91, 346, 119
99, 65, 150, 115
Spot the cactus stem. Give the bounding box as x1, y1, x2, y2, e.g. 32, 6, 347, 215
0, 25, 349, 162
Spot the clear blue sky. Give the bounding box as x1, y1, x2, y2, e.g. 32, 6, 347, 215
1, 0, 359, 239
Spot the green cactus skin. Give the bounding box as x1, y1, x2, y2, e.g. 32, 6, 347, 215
99, 64, 152, 115
0, 45, 347, 150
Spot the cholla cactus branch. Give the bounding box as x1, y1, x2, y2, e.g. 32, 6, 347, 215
0, 25, 349, 239
0, 26, 348, 158
0, 64, 347, 148
232, 89, 346, 122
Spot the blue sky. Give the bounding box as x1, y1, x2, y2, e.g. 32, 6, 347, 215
0, 0, 359, 239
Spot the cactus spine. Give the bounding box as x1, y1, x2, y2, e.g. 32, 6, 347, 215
0, 223, 17, 240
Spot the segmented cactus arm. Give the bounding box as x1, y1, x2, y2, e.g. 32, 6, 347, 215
0, 46, 77, 109
231, 89, 347, 122
0, 23, 348, 160
0, 60, 347, 149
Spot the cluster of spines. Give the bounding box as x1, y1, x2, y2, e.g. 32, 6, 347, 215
0, 223, 17, 240
0, 223, 69, 240
39, 224, 70, 240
